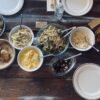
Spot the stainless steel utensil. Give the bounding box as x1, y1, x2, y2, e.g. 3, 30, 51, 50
85, 37, 99, 52
20, 14, 23, 29
64, 53, 82, 61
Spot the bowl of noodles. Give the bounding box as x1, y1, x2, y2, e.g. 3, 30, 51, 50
70, 27, 95, 51
35, 24, 69, 56
9, 25, 34, 50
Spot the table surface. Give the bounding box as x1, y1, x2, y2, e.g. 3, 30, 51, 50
1, 0, 100, 100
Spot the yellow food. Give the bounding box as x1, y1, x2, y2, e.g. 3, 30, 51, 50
19, 48, 40, 70
72, 31, 89, 49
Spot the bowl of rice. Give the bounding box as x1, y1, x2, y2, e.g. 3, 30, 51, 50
69, 27, 95, 51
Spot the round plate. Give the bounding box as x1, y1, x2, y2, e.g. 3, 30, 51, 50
73, 63, 100, 99
0, 0, 24, 15
62, 0, 93, 16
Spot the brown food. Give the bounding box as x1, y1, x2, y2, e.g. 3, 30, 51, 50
95, 26, 100, 43
0, 49, 10, 62
0, 42, 11, 63
88, 19, 100, 43
72, 31, 89, 49
96, 27, 100, 35
88, 19, 100, 29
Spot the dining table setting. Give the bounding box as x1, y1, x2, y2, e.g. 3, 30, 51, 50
0, 0, 100, 100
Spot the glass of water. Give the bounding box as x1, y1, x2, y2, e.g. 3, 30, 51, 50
54, 1, 64, 21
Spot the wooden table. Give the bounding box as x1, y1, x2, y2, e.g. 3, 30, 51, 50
0, 0, 100, 100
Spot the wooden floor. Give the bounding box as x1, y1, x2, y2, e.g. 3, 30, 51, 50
0, 0, 100, 100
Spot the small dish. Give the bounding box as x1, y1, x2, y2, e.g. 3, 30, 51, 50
49, 53, 76, 76
62, 0, 93, 16
0, 39, 15, 70
17, 46, 43, 72
69, 27, 95, 51
0, 15, 5, 36
9, 25, 34, 50
0, 0, 24, 15
73, 63, 100, 100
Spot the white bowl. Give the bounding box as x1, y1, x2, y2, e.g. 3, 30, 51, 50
9, 25, 34, 50
73, 63, 100, 100
0, 39, 15, 70
17, 46, 44, 72
69, 27, 95, 51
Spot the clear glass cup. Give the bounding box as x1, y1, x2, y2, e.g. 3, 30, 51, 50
54, 2, 64, 20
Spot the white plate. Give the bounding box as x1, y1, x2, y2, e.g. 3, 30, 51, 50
73, 63, 100, 100
62, 0, 93, 16
0, 0, 24, 15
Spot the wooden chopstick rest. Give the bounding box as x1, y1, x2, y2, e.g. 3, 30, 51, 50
88, 19, 100, 44
88, 19, 100, 29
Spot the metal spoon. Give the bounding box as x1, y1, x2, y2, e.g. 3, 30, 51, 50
88, 43, 99, 52
20, 14, 23, 29
34, 53, 82, 61
64, 53, 82, 61
61, 27, 76, 33
85, 37, 99, 52
63, 27, 76, 38
32, 54, 56, 61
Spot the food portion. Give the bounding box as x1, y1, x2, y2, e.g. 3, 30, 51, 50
52, 59, 71, 73
0, 18, 4, 33
51, 0, 56, 9
19, 48, 40, 70
39, 25, 66, 54
0, 42, 12, 64
96, 26, 100, 35
11, 28, 32, 48
71, 31, 89, 49
95, 26, 100, 43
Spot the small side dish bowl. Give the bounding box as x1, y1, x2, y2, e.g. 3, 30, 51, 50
17, 46, 44, 72
0, 39, 15, 70
0, 15, 5, 36
9, 25, 34, 50
69, 27, 95, 51
48, 53, 76, 76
